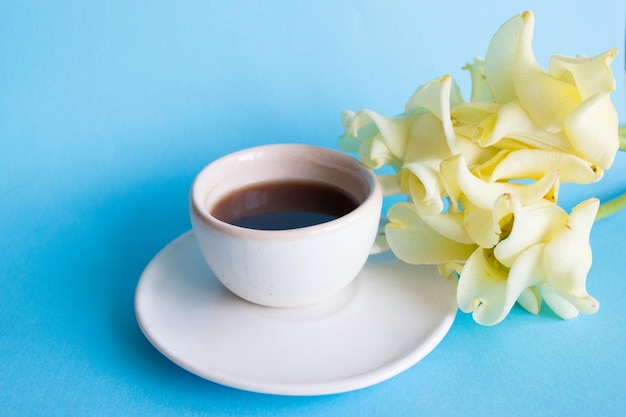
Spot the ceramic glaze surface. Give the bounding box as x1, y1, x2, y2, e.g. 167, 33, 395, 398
190, 144, 383, 307
135, 232, 458, 395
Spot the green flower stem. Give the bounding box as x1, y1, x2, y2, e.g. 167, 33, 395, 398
596, 192, 626, 220
596, 126, 626, 221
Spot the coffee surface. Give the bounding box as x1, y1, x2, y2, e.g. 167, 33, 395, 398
211, 180, 359, 230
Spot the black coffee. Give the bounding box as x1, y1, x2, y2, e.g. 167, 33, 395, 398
211, 180, 360, 230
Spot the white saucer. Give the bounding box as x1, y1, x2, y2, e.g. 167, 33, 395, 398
135, 231, 457, 396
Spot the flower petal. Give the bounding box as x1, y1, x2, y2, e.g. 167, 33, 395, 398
461, 195, 511, 248
386, 202, 477, 264
404, 112, 452, 165
540, 289, 581, 320
564, 92, 619, 170
451, 101, 500, 143
450, 102, 494, 146
517, 287, 541, 315
456, 248, 508, 325
402, 112, 453, 216
484, 11, 531, 103
377, 174, 403, 196
487, 101, 574, 151
463, 57, 493, 102
548, 48, 618, 101
458, 244, 544, 326
494, 199, 568, 268
338, 109, 418, 169
440, 154, 559, 210
405, 74, 462, 153
512, 16, 582, 132
339, 110, 360, 151
539, 198, 600, 315
490, 149, 601, 184
421, 211, 474, 244
505, 244, 544, 313
399, 168, 445, 216
405, 74, 464, 117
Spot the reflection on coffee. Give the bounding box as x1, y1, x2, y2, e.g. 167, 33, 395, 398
211, 180, 359, 230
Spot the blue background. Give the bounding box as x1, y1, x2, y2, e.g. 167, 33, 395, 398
2, 1, 626, 416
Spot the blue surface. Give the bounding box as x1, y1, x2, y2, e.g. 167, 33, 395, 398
2, 1, 626, 416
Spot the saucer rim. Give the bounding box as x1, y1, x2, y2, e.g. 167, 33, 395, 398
135, 231, 457, 396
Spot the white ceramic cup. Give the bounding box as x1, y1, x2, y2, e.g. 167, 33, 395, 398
189, 144, 383, 308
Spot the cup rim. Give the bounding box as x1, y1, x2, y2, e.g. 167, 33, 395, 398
190, 144, 382, 239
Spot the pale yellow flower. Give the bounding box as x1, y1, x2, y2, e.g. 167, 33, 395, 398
457, 197, 600, 325
482, 11, 619, 170
338, 10, 618, 325
339, 109, 418, 171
